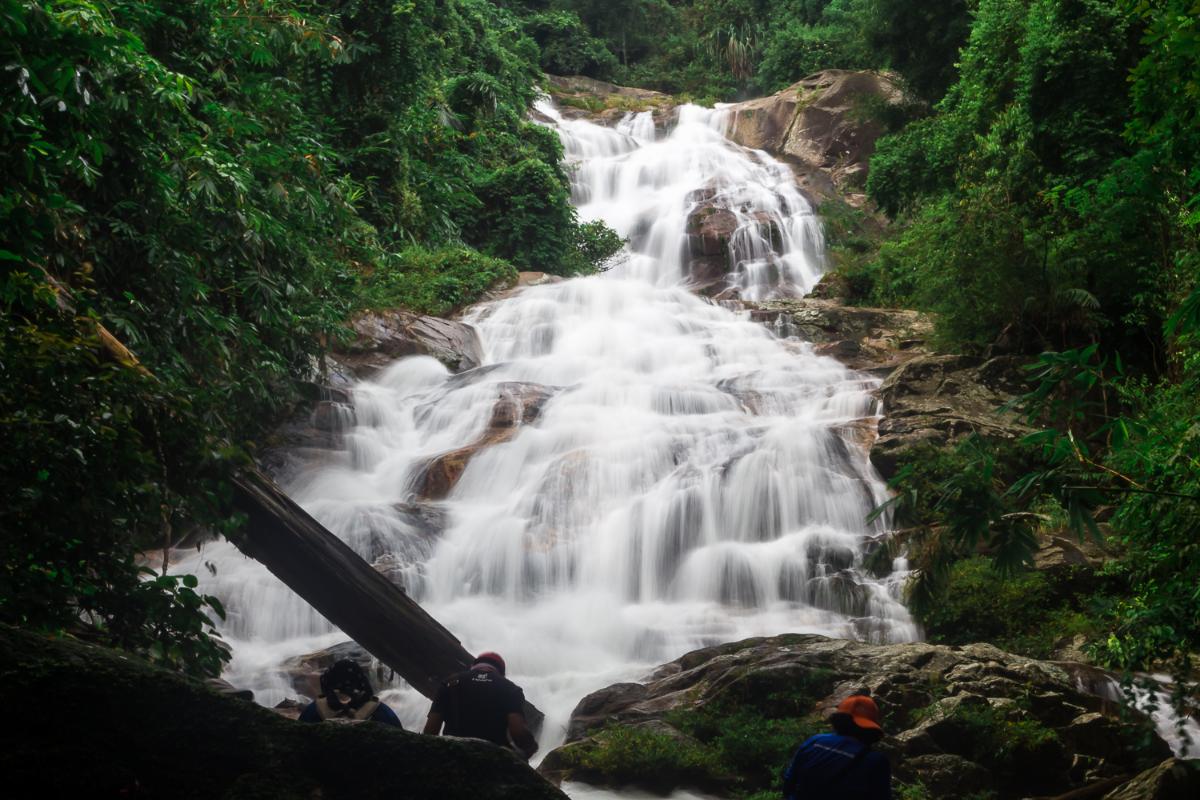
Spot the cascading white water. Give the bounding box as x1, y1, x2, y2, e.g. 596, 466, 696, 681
179, 101, 918, 750
554, 102, 826, 299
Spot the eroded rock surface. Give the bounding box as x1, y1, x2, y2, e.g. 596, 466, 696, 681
871, 353, 1033, 478
724, 70, 907, 196
337, 308, 483, 376
743, 297, 933, 374
540, 634, 1173, 799
544, 74, 674, 128
742, 298, 1031, 479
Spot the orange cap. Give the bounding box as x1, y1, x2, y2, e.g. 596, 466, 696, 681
833, 695, 883, 734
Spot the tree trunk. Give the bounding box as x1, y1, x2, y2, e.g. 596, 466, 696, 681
230, 468, 544, 733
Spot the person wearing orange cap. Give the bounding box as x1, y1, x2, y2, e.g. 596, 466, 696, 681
422, 651, 538, 760
781, 694, 891, 799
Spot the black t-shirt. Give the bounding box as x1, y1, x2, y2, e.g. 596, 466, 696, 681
430, 667, 525, 747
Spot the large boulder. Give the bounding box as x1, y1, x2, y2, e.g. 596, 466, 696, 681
724, 70, 907, 194
540, 634, 1172, 799
337, 309, 484, 377
0, 624, 566, 800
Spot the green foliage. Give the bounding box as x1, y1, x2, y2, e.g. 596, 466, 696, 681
667, 706, 825, 793
545, 1, 968, 101
0, 0, 614, 673
918, 557, 1116, 658
867, 0, 1163, 354
894, 782, 934, 800
558, 667, 835, 796
756, 1, 878, 91
864, 0, 972, 100
872, 436, 1046, 612
525, 10, 618, 78
945, 702, 1062, 778
557, 724, 725, 793
0, 313, 231, 677
359, 247, 517, 317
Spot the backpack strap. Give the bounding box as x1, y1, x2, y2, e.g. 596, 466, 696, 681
826, 744, 871, 786
352, 699, 381, 721
314, 697, 335, 721
315, 696, 381, 722
781, 742, 872, 799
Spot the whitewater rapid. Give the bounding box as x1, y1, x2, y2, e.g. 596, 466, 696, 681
180, 100, 918, 753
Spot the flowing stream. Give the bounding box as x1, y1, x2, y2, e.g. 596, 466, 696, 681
180, 100, 918, 753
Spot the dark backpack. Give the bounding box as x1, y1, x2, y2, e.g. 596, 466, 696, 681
781, 744, 870, 799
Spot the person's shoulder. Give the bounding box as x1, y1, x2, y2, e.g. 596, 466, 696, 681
806, 732, 843, 746
442, 670, 473, 687
373, 701, 404, 728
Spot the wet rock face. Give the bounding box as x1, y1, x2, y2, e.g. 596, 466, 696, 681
540, 634, 1172, 799
724, 69, 907, 195
261, 310, 486, 480
413, 382, 556, 500
337, 308, 484, 376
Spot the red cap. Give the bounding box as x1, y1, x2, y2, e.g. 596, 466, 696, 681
832, 695, 883, 734
473, 651, 506, 676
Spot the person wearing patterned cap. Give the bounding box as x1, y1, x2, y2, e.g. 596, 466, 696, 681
423, 651, 538, 759
781, 694, 891, 799
298, 658, 403, 727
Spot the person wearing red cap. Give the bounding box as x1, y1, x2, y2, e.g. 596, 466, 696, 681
422, 651, 538, 759
781, 694, 891, 799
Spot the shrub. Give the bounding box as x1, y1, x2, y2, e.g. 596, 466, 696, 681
557, 724, 725, 793
359, 247, 518, 317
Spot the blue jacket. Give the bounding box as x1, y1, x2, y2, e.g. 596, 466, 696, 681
783, 733, 891, 799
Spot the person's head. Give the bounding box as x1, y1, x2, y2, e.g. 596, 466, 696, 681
830, 695, 884, 743
472, 651, 506, 676
320, 659, 374, 710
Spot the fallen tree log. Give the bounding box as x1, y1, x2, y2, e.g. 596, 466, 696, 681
230, 467, 544, 732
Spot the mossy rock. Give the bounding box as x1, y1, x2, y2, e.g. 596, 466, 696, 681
0, 625, 565, 800
545, 634, 1172, 800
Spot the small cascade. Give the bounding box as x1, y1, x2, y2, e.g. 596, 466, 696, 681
542, 101, 824, 299
182, 98, 918, 748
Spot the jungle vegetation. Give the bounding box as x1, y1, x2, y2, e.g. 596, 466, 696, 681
3, 0, 1198, 703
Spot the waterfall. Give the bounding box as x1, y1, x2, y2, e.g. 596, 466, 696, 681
178, 101, 917, 745
549, 102, 825, 299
